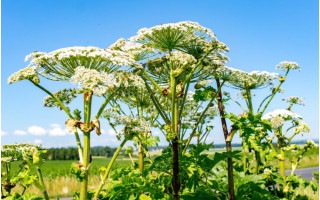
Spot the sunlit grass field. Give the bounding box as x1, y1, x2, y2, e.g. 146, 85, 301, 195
5, 147, 319, 198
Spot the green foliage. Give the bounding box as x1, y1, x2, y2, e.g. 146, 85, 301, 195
70, 162, 86, 182
193, 86, 216, 102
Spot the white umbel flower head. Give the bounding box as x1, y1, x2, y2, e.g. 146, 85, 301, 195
24, 46, 139, 81
109, 38, 156, 61
129, 21, 216, 42
283, 96, 305, 106
228, 69, 279, 90
8, 66, 39, 84
276, 61, 300, 71
262, 109, 302, 121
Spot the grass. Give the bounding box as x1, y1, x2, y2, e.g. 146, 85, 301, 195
6, 156, 133, 179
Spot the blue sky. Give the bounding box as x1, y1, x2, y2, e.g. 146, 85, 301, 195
1, 0, 319, 147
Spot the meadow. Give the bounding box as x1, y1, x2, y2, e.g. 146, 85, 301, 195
5, 146, 319, 198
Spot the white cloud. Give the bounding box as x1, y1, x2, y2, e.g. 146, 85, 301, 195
28, 126, 47, 136
1, 130, 8, 136
48, 124, 69, 136
107, 129, 116, 136
13, 130, 27, 135
34, 139, 42, 145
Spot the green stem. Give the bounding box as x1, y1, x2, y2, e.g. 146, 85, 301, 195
138, 142, 144, 170
21, 186, 27, 196
242, 140, 248, 173
36, 168, 49, 200
95, 91, 118, 120
254, 151, 261, 174
29, 80, 73, 118
182, 81, 225, 155
246, 88, 253, 115
30, 80, 84, 162
260, 69, 289, 115
142, 77, 171, 124
280, 148, 286, 183
171, 74, 180, 200
140, 68, 163, 93
178, 80, 190, 121
80, 93, 92, 200
94, 139, 127, 198
74, 128, 84, 163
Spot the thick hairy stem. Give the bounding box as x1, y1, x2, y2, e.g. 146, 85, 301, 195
254, 151, 261, 174
171, 74, 180, 200
80, 92, 92, 200
94, 139, 127, 198
36, 168, 49, 200
139, 142, 144, 170
172, 138, 180, 200
280, 149, 286, 183
226, 141, 235, 200
80, 132, 90, 200
215, 79, 235, 200
242, 140, 248, 173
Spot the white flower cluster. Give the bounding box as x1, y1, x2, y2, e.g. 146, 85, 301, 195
71, 66, 119, 96
8, 66, 38, 84
1, 143, 41, 163
113, 70, 145, 88
262, 109, 302, 121
113, 114, 151, 134
129, 21, 216, 42
229, 69, 279, 89
276, 61, 300, 71
109, 38, 156, 60
24, 46, 139, 81
167, 51, 197, 67
305, 140, 316, 148
270, 116, 285, 128
283, 96, 305, 106
24, 51, 46, 62
294, 121, 310, 135
264, 168, 272, 175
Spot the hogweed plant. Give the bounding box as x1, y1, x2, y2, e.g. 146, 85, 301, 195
262, 105, 318, 198
6, 21, 318, 200
8, 46, 141, 200
114, 21, 232, 200
1, 144, 48, 199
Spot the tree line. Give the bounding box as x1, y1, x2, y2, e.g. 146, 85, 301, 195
44, 146, 117, 160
